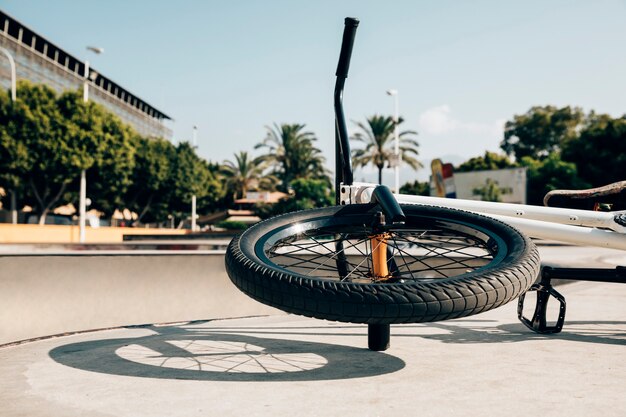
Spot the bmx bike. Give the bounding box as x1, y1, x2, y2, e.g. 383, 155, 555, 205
225, 18, 626, 351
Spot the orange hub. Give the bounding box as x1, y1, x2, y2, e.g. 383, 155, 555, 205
369, 233, 391, 280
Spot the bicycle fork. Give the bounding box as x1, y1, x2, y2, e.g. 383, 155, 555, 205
368, 186, 406, 350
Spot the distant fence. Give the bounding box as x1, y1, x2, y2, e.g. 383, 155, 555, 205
0, 224, 187, 244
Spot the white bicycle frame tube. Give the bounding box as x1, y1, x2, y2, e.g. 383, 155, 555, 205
399, 194, 626, 250
341, 183, 626, 251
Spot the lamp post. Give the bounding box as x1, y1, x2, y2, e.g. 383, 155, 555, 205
191, 125, 198, 232
83, 46, 103, 102
386, 89, 400, 193
80, 46, 103, 243
1, 47, 17, 224
0, 47, 16, 102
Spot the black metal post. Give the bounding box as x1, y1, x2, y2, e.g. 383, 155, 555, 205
334, 17, 358, 204
368, 324, 390, 351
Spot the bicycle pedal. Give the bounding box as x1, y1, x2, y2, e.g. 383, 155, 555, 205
517, 282, 566, 334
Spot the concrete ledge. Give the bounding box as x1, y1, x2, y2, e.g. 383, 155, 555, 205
0, 224, 187, 244
0, 254, 280, 345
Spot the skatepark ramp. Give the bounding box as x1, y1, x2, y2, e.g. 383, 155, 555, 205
0, 252, 280, 345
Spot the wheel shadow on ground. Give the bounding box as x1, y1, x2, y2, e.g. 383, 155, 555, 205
48, 324, 405, 382
191, 319, 626, 347
404, 320, 626, 346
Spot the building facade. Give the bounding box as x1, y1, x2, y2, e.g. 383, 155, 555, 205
0, 10, 172, 139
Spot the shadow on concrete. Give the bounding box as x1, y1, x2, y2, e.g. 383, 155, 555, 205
48, 318, 624, 383
49, 324, 405, 382
203, 319, 626, 347
407, 320, 626, 346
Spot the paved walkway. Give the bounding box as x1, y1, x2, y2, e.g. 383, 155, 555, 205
1, 279, 625, 417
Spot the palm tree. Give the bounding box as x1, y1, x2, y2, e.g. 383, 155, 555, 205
255, 123, 327, 191
221, 151, 273, 199
351, 115, 421, 185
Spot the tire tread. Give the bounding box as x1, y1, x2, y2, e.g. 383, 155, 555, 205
225, 205, 540, 324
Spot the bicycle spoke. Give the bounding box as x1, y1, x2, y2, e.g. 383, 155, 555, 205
268, 233, 373, 279
263, 220, 497, 283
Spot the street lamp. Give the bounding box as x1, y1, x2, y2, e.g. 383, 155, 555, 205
79, 46, 103, 243
0, 47, 16, 102
386, 89, 400, 193
191, 125, 198, 232
83, 46, 103, 102
1, 47, 17, 224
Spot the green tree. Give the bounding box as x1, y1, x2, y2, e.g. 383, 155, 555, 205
125, 140, 226, 226
65, 102, 136, 217
351, 115, 421, 185
195, 164, 227, 220
399, 180, 430, 196
472, 178, 508, 202
205, 161, 232, 211
0, 82, 66, 223
222, 151, 275, 199
456, 151, 517, 172
124, 136, 175, 224
255, 123, 328, 191
255, 177, 333, 219
520, 154, 590, 206
0, 89, 29, 211
0, 81, 110, 224
501, 105, 585, 160
561, 113, 626, 187
167, 141, 217, 225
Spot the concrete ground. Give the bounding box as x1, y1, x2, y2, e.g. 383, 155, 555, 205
1, 246, 625, 416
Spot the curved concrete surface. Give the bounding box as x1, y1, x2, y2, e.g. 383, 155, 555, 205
0, 281, 625, 417
0, 246, 625, 416
0, 253, 280, 345
1, 245, 625, 346
0, 247, 626, 417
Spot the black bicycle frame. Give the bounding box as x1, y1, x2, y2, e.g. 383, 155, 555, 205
332, 18, 402, 351
334, 17, 358, 204
331, 17, 626, 340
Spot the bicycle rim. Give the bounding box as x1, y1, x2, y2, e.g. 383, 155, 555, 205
255, 212, 507, 284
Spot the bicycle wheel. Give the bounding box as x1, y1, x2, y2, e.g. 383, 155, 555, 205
225, 204, 540, 324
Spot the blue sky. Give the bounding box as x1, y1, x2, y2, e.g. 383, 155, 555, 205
3, 0, 626, 184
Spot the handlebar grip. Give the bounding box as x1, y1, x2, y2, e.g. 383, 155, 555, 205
335, 17, 360, 78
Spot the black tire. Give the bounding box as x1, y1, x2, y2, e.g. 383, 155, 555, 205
225, 204, 540, 324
